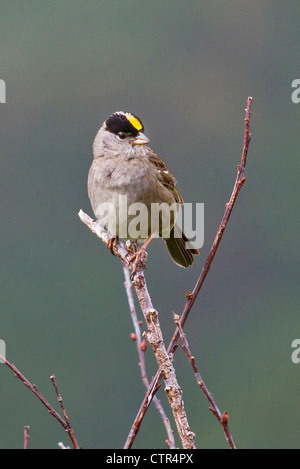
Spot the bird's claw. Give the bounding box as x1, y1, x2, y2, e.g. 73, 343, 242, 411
128, 248, 148, 280
107, 236, 119, 255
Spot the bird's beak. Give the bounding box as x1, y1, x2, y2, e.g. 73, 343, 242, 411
132, 132, 150, 146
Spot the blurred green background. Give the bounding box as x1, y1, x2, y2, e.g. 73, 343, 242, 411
0, 0, 299, 449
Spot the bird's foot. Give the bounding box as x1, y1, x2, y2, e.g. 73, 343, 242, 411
128, 246, 148, 280
107, 236, 119, 255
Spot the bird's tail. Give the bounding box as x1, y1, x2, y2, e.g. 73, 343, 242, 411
164, 224, 199, 268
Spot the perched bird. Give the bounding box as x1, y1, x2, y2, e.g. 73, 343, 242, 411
88, 111, 199, 268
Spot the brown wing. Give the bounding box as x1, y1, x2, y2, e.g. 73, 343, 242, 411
147, 151, 184, 205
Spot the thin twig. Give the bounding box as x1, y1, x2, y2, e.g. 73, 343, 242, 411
0, 353, 80, 449
0, 354, 66, 428
23, 426, 30, 450
123, 263, 175, 449
175, 315, 236, 449
78, 211, 129, 263
50, 374, 80, 450
124, 97, 253, 448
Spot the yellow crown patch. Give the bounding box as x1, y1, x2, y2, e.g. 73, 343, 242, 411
125, 113, 143, 131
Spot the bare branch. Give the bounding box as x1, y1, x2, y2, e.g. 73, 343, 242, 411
0, 353, 80, 450
175, 315, 236, 449
124, 97, 253, 448
23, 426, 30, 450
123, 263, 175, 449
79, 219, 196, 448
78, 210, 129, 263
132, 273, 196, 448
50, 374, 80, 449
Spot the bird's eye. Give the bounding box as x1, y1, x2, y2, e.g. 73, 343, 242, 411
118, 132, 127, 140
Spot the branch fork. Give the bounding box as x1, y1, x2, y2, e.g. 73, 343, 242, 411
78, 97, 252, 450
78, 213, 196, 449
